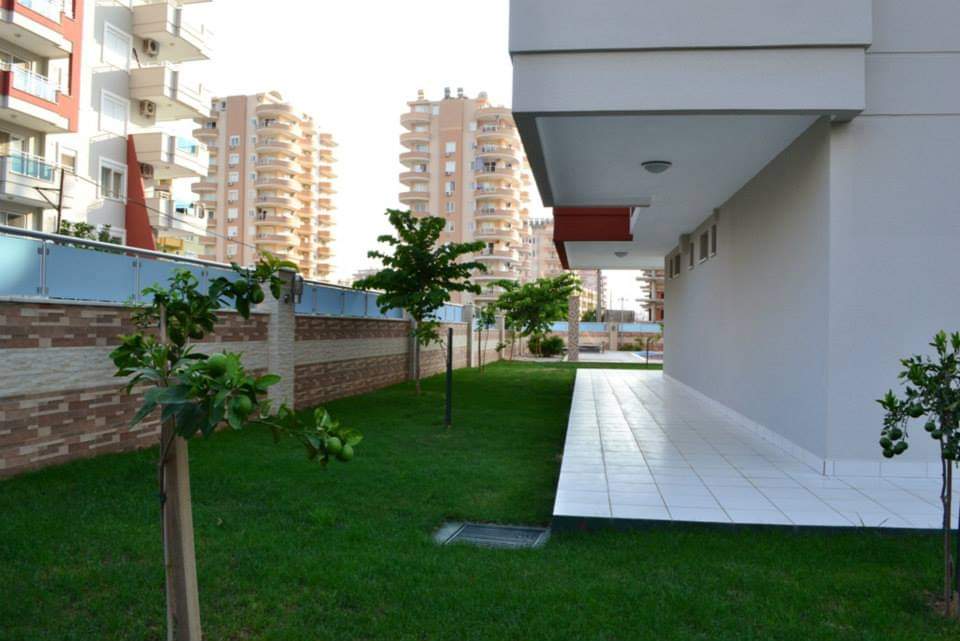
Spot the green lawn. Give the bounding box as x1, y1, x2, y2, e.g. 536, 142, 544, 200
1, 361, 958, 640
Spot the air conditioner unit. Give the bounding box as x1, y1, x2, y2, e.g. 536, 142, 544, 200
143, 38, 160, 57
139, 163, 155, 179
139, 100, 157, 118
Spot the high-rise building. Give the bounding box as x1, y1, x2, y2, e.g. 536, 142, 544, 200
194, 92, 336, 280
0, 0, 212, 255
636, 270, 665, 322
399, 88, 532, 304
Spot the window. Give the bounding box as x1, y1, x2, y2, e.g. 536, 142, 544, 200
431, 106, 440, 115
671, 253, 682, 278
687, 243, 694, 269
413, 202, 427, 213
445, 222, 455, 232
59, 147, 77, 174
99, 90, 128, 135
227, 189, 239, 202
248, 208, 256, 218
102, 23, 131, 70
228, 135, 240, 148
227, 171, 239, 184
249, 171, 257, 180
226, 244, 237, 257
445, 161, 456, 174
698, 231, 709, 263
710, 223, 718, 256
469, 121, 477, 132
250, 154, 257, 163
98, 159, 126, 201
227, 226, 238, 238
444, 141, 456, 155
444, 180, 455, 195
445, 202, 455, 213
228, 153, 240, 166
227, 207, 239, 220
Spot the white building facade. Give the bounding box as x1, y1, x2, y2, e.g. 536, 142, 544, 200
511, 0, 960, 475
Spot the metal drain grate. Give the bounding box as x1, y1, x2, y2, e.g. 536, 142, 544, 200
434, 522, 550, 549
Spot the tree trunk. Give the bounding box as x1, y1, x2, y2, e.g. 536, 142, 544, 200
413, 339, 421, 395
161, 424, 202, 641
943, 461, 953, 617
158, 304, 202, 640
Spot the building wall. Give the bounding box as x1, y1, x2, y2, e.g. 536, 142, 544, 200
664, 119, 831, 459
823, 0, 960, 469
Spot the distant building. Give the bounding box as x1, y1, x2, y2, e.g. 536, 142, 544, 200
399, 88, 533, 304
195, 91, 337, 280
636, 270, 665, 322
527, 218, 599, 315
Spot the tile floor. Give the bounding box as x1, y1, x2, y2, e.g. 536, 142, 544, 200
554, 369, 952, 529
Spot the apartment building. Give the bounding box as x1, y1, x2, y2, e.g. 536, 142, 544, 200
511, 0, 960, 471
636, 270, 664, 322
399, 88, 532, 304
0, 0, 212, 256
194, 92, 336, 280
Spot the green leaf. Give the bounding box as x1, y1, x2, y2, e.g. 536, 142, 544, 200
255, 374, 282, 390
130, 400, 158, 427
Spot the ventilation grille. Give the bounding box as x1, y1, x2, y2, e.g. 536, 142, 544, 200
434, 522, 550, 549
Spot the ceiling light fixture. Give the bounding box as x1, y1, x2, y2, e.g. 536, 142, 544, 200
642, 160, 672, 174
614, 251, 629, 258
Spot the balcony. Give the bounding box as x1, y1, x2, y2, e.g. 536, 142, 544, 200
255, 101, 296, 120
256, 231, 297, 246
476, 106, 513, 121
474, 167, 516, 179
400, 150, 430, 164
475, 227, 520, 242
132, 132, 208, 179
191, 179, 216, 193
0, 63, 70, 132
256, 194, 299, 210
475, 187, 518, 199
400, 111, 430, 128
475, 146, 521, 163
132, 0, 213, 63
130, 64, 211, 120
192, 124, 217, 140
399, 191, 429, 203
399, 170, 430, 185
255, 212, 298, 228
256, 175, 299, 193
257, 156, 297, 172
475, 269, 520, 281
400, 131, 430, 146
476, 126, 517, 143
2, 0, 74, 58
0, 151, 58, 208
476, 248, 520, 261
474, 209, 519, 223
146, 196, 208, 236
257, 137, 296, 154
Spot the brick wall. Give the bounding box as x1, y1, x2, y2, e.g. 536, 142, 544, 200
0, 301, 268, 477
0, 300, 498, 477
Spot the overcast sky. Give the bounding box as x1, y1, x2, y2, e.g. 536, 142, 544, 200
190, 0, 643, 312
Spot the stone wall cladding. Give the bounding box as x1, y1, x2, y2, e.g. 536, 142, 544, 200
1, 301, 494, 477
0, 301, 269, 478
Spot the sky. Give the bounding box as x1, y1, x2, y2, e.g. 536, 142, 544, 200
189, 0, 644, 314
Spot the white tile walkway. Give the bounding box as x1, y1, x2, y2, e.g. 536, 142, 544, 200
554, 369, 951, 529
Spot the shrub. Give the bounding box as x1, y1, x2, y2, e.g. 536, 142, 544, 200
529, 334, 565, 357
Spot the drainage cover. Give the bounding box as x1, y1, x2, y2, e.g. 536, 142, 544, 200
434, 522, 550, 549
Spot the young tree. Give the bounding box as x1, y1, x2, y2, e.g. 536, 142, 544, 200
581, 307, 598, 322
475, 304, 498, 373
878, 330, 960, 617
354, 209, 485, 394
111, 256, 361, 640
493, 273, 580, 357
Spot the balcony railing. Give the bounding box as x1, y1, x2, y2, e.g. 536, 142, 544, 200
6, 151, 55, 182
175, 137, 201, 156
1, 62, 58, 103
18, 0, 63, 22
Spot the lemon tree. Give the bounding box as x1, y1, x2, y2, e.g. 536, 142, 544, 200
878, 330, 960, 617
110, 254, 361, 640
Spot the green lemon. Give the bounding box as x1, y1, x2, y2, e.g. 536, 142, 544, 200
206, 354, 229, 377
232, 395, 253, 417
250, 287, 265, 304
325, 437, 343, 456
336, 444, 354, 462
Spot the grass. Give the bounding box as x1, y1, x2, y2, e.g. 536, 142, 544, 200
1, 360, 958, 640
